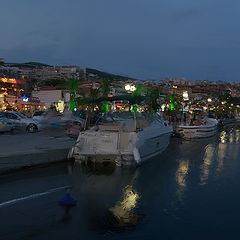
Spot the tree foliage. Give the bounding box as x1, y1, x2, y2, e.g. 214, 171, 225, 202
146, 87, 160, 112
168, 94, 183, 112
100, 78, 110, 96
67, 78, 79, 111
67, 78, 78, 94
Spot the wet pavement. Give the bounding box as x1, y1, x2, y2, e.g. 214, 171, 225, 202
1, 124, 240, 239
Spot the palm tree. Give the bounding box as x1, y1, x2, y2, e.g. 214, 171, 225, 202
67, 78, 79, 111
146, 87, 160, 112
168, 94, 183, 112
100, 78, 111, 112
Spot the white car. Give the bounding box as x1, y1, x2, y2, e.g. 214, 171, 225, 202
0, 117, 14, 132
0, 112, 39, 133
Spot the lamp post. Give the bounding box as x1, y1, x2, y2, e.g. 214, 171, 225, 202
182, 91, 189, 101
125, 84, 136, 92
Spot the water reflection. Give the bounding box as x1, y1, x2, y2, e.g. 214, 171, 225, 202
109, 185, 140, 228
200, 144, 215, 185
229, 130, 234, 143
176, 160, 189, 188
220, 131, 227, 143
216, 142, 226, 175
69, 163, 144, 232
175, 159, 189, 201
236, 130, 240, 143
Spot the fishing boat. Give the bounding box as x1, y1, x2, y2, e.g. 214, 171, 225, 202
176, 117, 218, 139
68, 112, 172, 166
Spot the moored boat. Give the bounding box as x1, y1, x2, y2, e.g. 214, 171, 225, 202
68, 112, 172, 166
176, 118, 218, 139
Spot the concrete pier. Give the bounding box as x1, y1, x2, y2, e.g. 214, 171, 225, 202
0, 132, 75, 174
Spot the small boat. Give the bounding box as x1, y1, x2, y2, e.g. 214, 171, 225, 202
176, 118, 218, 139
68, 112, 172, 166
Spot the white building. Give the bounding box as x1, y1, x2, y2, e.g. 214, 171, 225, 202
32, 87, 70, 108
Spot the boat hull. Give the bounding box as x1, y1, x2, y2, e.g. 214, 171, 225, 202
177, 126, 217, 138
69, 121, 172, 166
176, 118, 218, 139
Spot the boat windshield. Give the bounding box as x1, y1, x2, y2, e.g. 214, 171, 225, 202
100, 112, 134, 124
98, 112, 164, 130
100, 112, 163, 123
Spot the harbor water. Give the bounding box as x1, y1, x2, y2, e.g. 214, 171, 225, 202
1, 124, 240, 239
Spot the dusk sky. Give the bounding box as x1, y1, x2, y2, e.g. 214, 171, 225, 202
1, 0, 240, 81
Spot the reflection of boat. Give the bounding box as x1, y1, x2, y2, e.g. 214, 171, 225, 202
177, 118, 218, 139
69, 112, 172, 166
221, 118, 236, 126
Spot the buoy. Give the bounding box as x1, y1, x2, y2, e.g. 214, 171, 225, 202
59, 190, 76, 222
59, 193, 77, 207
59, 188, 77, 207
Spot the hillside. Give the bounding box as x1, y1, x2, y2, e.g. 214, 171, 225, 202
6, 62, 50, 68
86, 68, 134, 81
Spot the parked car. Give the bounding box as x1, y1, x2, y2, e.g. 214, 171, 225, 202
0, 112, 39, 133
0, 117, 14, 132
72, 110, 99, 125
32, 110, 47, 123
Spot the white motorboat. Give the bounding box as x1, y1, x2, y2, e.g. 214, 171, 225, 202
176, 118, 218, 139
68, 112, 172, 166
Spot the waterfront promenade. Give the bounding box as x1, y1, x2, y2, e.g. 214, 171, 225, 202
0, 132, 75, 174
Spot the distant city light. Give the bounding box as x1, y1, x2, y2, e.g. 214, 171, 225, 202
182, 91, 189, 101
161, 104, 166, 112
130, 85, 136, 91
125, 84, 131, 91
57, 100, 64, 113
207, 98, 212, 102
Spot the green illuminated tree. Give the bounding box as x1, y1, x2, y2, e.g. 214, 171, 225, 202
133, 84, 144, 96
168, 94, 183, 112
67, 78, 79, 111
100, 78, 111, 112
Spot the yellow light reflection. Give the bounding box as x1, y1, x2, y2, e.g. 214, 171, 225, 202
236, 131, 240, 143
109, 185, 139, 226
200, 144, 214, 185
175, 159, 190, 202
176, 160, 189, 187
229, 132, 234, 143
220, 131, 227, 143
216, 143, 226, 175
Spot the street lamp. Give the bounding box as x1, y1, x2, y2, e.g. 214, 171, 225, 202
125, 84, 136, 92
125, 84, 131, 91
207, 98, 212, 103
183, 91, 189, 101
